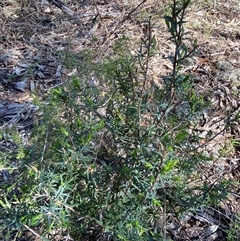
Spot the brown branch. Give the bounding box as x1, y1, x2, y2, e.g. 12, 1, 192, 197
48, 0, 75, 16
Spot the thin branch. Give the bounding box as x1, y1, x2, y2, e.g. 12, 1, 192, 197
22, 224, 42, 239
137, 17, 152, 138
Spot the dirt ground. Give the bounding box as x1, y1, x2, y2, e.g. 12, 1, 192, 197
0, 0, 240, 240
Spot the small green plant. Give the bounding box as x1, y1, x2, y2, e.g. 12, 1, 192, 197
227, 214, 240, 241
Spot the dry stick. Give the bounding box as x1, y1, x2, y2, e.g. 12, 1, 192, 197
40, 127, 49, 163
0, 103, 32, 129
101, 0, 147, 45
121, 0, 147, 23
93, 0, 103, 22
137, 17, 152, 138
22, 224, 41, 239
48, 0, 75, 16
190, 122, 230, 153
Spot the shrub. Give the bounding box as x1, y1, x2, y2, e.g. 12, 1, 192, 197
0, 1, 235, 240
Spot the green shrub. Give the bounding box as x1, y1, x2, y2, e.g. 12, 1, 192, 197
0, 1, 235, 240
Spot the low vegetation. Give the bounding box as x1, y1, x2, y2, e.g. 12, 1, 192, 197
0, 0, 239, 240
